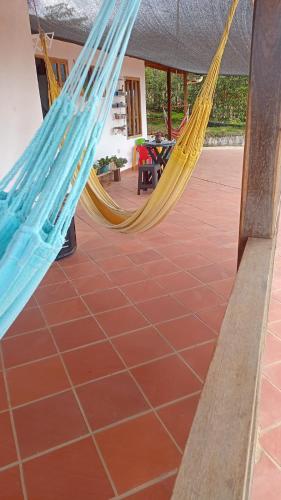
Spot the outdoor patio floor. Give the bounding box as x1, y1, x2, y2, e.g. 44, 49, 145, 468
0, 147, 281, 499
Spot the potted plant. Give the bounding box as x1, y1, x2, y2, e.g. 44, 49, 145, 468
110, 156, 128, 170
97, 156, 112, 174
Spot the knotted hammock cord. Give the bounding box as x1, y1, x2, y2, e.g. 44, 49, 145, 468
0, 0, 142, 337
80, 0, 240, 232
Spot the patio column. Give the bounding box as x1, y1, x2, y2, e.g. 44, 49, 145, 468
167, 70, 172, 140
238, 0, 281, 264
183, 72, 188, 115
0, 0, 42, 178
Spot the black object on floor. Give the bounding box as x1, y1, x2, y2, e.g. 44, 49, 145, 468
56, 217, 77, 261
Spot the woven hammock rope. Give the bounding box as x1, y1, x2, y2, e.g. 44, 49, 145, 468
41, 0, 240, 234
79, 0, 240, 233
0, 0, 141, 337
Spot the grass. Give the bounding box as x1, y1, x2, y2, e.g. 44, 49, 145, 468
147, 110, 245, 138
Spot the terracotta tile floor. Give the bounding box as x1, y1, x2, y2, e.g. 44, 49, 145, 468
0, 147, 281, 498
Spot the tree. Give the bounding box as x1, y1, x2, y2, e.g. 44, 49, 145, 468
145, 67, 248, 123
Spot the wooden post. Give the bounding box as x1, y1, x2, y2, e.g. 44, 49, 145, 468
167, 70, 172, 140
183, 71, 188, 115
238, 0, 281, 264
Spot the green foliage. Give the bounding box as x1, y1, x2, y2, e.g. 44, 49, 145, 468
147, 111, 245, 137
110, 156, 128, 168
94, 156, 127, 174
97, 156, 112, 168
145, 68, 248, 124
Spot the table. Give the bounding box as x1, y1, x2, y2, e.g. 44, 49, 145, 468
144, 140, 176, 167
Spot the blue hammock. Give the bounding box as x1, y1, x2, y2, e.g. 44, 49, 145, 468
0, 0, 141, 338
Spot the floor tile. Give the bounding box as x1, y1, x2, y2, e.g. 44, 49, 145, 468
251, 452, 281, 500
96, 413, 181, 494
0, 467, 24, 500
263, 362, 281, 391
142, 259, 180, 278
63, 261, 101, 280
112, 327, 172, 366
172, 253, 211, 271
87, 244, 122, 261
24, 437, 113, 500
137, 296, 187, 324
259, 378, 281, 430
0, 412, 17, 467
128, 249, 161, 265
157, 314, 216, 350
269, 321, 281, 340
263, 334, 281, 366
196, 304, 227, 333
126, 475, 176, 499
132, 356, 202, 406
189, 263, 233, 283
41, 297, 89, 326
7, 356, 70, 407
4, 308, 46, 338
14, 391, 87, 458
96, 306, 148, 337
175, 286, 223, 313
25, 296, 37, 309
98, 255, 134, 272
39, 266, 67, 287
51, 316, 105, 351
71, 273, 113, 295
159, 243, 192, 259
181, 341, 216, 380
121, 280, 166, 303
58, 251, 90, 268
260, 424, 281, 466
108, 268, 147, 286
0, 372, 8, 412
77, 372, 148, 430
35, 281, 77, 306
2, 330, 56, 368
208, 277, 234, 299
63, 342, 125, 385
157, 394, 200, 449
83, 288, 128, 314
268, 299, 281, 323
155, 272, 201, 293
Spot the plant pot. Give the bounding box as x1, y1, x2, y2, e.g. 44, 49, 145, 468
99, 165, 110, 174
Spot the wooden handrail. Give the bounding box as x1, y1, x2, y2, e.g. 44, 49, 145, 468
172, 236, 276, 500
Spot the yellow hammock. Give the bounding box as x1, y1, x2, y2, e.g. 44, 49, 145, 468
41, 0, 239, 234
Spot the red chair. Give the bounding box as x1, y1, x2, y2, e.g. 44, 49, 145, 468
136, 145, 152, 166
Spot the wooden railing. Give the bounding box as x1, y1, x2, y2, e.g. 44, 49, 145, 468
172, 237, 276, 500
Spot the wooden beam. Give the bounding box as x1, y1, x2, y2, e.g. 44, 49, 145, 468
167, 70, 172, 140
183, 72, 188, 115
173, 236, 276, 500
145, 59, 185, 75
238, 0, 281, 262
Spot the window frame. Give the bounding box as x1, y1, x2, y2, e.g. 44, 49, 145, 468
35, 55, 69, 87
125, 77, 142, 138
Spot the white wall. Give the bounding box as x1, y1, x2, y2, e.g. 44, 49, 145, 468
0, 0, 43, 178
34, 38, 147, 167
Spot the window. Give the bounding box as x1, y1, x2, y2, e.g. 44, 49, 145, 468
51, 58, 69, 87
35, 56, 68, 117
125, 78, 142, 137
